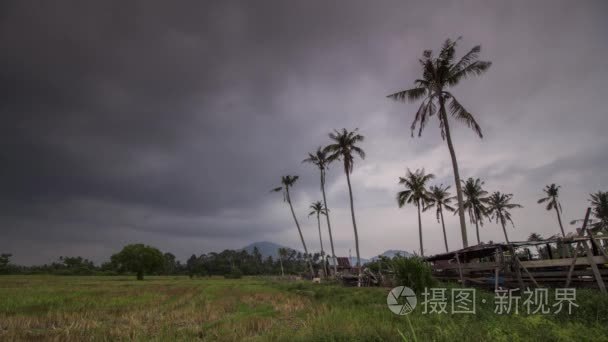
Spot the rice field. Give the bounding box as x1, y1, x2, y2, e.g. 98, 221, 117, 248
1, 275, 608, 341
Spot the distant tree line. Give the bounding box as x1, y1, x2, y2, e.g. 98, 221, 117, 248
0, 244, 326, 280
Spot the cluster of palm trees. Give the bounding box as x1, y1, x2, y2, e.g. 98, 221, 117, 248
397, 170, 608, 257
273, 129, 366, 285
397, 170, 524, 256
271, 37, 608, 280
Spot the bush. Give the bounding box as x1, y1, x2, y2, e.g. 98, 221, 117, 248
224, 267, 243, 279
391, 256, 435, 292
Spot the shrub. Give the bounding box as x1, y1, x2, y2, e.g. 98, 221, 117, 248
391, 256, 435, 292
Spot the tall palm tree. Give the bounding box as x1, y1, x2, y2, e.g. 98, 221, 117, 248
456, 178, 488, 245
271, 175, 314, 276
485, 192, 523, 244
309, 201, 328, 278
324, 128, 365, 286
425, 184, 455, 252
537, 184, 566, 237
397, 168, 435, 257
387, 38, 492, 249
303, 147, 338, 275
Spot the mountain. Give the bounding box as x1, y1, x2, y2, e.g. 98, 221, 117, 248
349, 256, 370, 265
241, 241, 299, 259
369, 250, 413, 261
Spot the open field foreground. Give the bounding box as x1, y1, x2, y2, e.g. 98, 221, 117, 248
2, 276, 608, 341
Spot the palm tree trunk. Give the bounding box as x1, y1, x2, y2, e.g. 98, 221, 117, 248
345, 169, 362, 287
500, 219, 510, 245
286, 188, 315, 277
475, 219, 481, 245
316, 213, 327, 278
439, 208, 449, 252
320, 170, 338, 276
440, 100, 468, 248
417, 200, 424, 257
555, 207, 566, 237
279, 256, 284, 276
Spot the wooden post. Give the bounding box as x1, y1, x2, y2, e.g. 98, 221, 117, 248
509, 245, 525, 289
582, 238, 606, 294
546, 244, 553, 259
455, 253, 466, 287
515, 255, 539, 288
565, 208, 604, 292
565, 242, 580, 288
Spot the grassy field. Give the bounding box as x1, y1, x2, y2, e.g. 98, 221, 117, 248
1, 276, 608, 341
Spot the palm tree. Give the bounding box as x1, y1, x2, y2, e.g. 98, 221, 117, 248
324, 128, 365, 286
538, 184, 566, 237
271, 175, 314, 277
590, 191, 608, 233
303, 147, 338, 276
425, 184, 455, 252
387, 38, 492, 249
309, 201, 328, 278
397, 168, 435, 257
456, 178, 488, 245
485, 192, 523, 244
277, 247, 287, 276
528, 233, 543, 241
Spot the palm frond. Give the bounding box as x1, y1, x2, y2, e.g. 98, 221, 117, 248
448, 95, 483, 138
386, 87, 427, 102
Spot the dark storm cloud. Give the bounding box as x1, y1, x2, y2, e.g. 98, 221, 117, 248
1, 1, 607, 263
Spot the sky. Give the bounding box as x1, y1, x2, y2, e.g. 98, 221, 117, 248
1, 1, 607, 265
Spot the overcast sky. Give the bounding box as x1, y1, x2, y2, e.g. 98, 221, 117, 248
1, 1, 607, 265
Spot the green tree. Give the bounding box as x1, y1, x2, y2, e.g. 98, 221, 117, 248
162, 252, 177, 275
324, 128, 366, 286
538, 184, 566, 237
456, 177, 488, 245
528, 233, 543, 241
0, 253, 12, 274
485, 192, 523, 244
309, 201, 328, 277
397, 168, 435, 257
303, 147, 338, 276
272, 175, 315, 277
110, 244, 164, 280
425, 184, 455, 252
387, 38, 492, 248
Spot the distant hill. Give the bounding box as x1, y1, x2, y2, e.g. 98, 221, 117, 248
241, 241, 299, 259
369, 249, 413, 261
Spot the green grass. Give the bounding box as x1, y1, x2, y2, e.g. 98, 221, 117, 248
0, 275, 607, 341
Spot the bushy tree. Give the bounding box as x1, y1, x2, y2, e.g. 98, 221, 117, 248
110, 244, 164, 280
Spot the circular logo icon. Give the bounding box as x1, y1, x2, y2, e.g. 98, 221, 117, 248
387, 286, 417, 315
